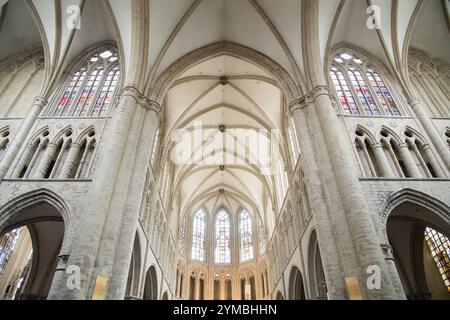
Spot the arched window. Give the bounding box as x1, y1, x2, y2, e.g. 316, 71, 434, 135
330, 51, 402, 117
214, 209, 231, 264
69, 130, 97, 179
355, 128, 381, 177
258, 216, 266, 254
404, 130, 442, 178
239, 210, 254, 262
191, 208, 206, 262
179, 216, 186, 255
424, 227, 450, 292
0, 128, 10, 160
15, 130, 50, 179
379, 129, 409, 178
51, 48, 120, 118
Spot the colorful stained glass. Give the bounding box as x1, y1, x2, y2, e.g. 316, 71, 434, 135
240, 210, 254, 262
0, 228, 21, 276
191, 208, 206, 261
425, 227, 450, 292
214, 209, 231, 264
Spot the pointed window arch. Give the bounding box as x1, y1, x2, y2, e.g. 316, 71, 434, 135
214, 209, 231, 264
51, 47, 120, 118
239, 210, 254, 262
191, 208, 207, 262
329, 50, 402, 117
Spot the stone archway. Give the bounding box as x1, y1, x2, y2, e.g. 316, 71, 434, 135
381, 190, 450, 300
288, 266, 306, 300
143, 266, 158, 300
0, 190, 69, 300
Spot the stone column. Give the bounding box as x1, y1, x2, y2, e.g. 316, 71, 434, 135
59, 143, 81, 179
371, 143, 395, 178
47, 255, 70, 300
106, 98, 160, 299
290, 102, 347, 299
32, 143, 57, 179
310, 86, 399, 299
58, 87, 141, 300
408, 98, 450, 171
0, 97, 47, 180
422, 144, 446, 178
397, 143, 422, 178
381, 244, 406, 299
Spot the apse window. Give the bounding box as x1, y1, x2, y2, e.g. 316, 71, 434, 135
191, 208, 207, 262
239, 210, 254, 262
425, 227, 450, 292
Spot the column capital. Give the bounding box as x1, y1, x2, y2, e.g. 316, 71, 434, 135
407, 97, 421, 108
289, 85, 334, 114
120, 86, 162, 115
33, 96, 48, 108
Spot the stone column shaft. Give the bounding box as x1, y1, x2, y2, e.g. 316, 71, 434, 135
0, 97, 47, 180
59, 143, 81, 179
312, 88, 398, 299
422, 145, 446, 178
409, 99, 450, 171
372, 144, 395, 178
32, 143, 57, 179
59, 87, 140, 300
291, 105, 347, 299
397, 143, 422, 178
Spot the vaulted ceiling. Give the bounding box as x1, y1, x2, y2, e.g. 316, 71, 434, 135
1, 0, 448, 94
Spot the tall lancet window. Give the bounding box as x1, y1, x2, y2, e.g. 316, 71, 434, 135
329, 50, 402, 117
51, 47, 120, 118
239, 210, 254, 262
214, 209, 231, 264
191, 208, 207, 262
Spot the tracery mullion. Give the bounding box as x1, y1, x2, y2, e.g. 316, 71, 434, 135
343, 67, 366, 115
370, 71, 400, 116
86, 65, 111, 117
361, 70, 387, 116
74, 66, 104, 117
335, 69, 360, 115
90, 64, 118, 117
353, 70, 380, 116
417, 73, 447, 117
367, 71, 392, 116
66, 64, 98, 117
58, 70, 87, 117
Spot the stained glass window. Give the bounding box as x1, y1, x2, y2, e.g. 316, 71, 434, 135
425, 227, 450, 292
0, 228, 21, 276
179, 216, 186, 254
51, 48, 120, 118
191, 208, 207, 261
330, 51, 402, 117
215, 209, 231, 264
258, 217, 266, 254
239, 210, 254, 262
